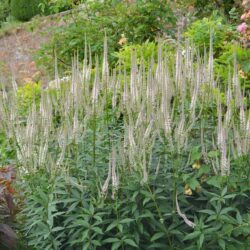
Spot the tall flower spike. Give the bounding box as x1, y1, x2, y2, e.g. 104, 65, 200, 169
92, 56, 100, 105
102, 35, 109, 83
130, 49, 138, 103
111, 147, 119, 199
101, 160, 112, 195
54, 51, 60, 90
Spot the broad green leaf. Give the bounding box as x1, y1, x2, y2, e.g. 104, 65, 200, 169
124, 239, 138, 248
218, 239, 225, 250
222, 224, 234, 237
199, 209, 215, 215
198, 234, 204, 249
120, 218, 134, 224
51, 227, 64, 232
236, 212, 243, 224
111, 241, 122, 250
208, 150, 219, 158
187, 178, 200, 190
184, 231, 201, 241
190, 146, 201, 162
103, 238, 120, 243
207, 176, 222, 188
92, 227, 103, 234
150, 232, 165, 242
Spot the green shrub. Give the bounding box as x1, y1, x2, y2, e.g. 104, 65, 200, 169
17, 82, 41, 116
11, 0, 42, 21
215, 44, 250, 91
19, 163, 250, 250
185, 12, 236, 54
2, 41, 249, 249
39, 0, 82, 14
0, 0, 10, 27
36, 0, 176, 73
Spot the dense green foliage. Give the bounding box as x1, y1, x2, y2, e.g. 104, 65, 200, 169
0, 1, 249, 249
0, 0, 10, 27
11, 0, 42, 21
1, 39, 250, 249
36, 0, 176, 72
185, 13, 236, 53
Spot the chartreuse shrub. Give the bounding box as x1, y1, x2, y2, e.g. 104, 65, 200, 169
17, 82, 41, 116
1, 41, 250, 249
113, 40, 176, 70
11, 0, 42, 21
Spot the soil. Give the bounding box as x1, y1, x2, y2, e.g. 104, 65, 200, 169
0, 15, 68, 86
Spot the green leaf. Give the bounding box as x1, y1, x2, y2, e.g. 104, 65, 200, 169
143, 197, 151, 206
82, 242, 90, 250
92, 227, 103, 234
222, 224, 234, 237
198, 234, 204, 249
184, 231, 201, 241
51, 227, 64, 232
111, 242, 122, 250
208, 150, 219, 158
199, 209, 215, 215
150, 232, 165, 242
106, 222, 118, 232
221, 186, 227, 196
120, 218, 134, 224
236, 212, 242, 224
198, 165, 210, 175
218, 239, 225, 250
92, 240, 101, 246
187, 178, 200, 190
103, 238, 120, 243
220, 207, 235, 215
190, 146, 201, 162
124, 239, 138, 248
224, 194, 236, 199
207, 176, 222, 188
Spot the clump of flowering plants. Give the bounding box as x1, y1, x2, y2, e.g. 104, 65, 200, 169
0, 36, 249, 249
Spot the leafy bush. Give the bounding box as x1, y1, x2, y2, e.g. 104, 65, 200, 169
215, 44, 250, 90
0, 0, 10, 27
113, 40, 175, 70
20, 164, 250, 249
36, 0, 176, 73
17, 82, 41, 116
11, 0, 42, 21
39, 0, 83, 14
185, 12, 236, 54
176, 0, 240, 18
1, 41, 250, 249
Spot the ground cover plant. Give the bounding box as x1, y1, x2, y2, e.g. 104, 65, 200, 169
0, 36, 249, 249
